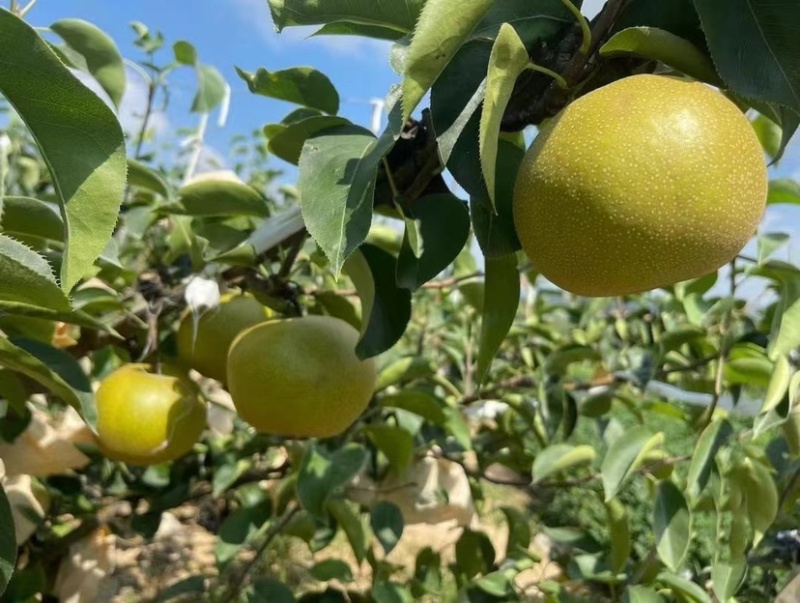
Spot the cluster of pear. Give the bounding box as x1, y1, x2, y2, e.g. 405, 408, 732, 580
94, 295, 376, 466
92, 74, 770, 466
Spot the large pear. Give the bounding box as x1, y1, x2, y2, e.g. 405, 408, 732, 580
513, 74, 768, 297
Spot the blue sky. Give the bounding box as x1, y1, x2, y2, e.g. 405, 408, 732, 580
32, 0, 399, 155
24, 0, 800, 276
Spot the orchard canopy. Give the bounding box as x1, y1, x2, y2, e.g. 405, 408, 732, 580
2, 0, 800, 601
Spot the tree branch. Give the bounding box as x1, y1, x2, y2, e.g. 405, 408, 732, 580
221, 503, 300, 602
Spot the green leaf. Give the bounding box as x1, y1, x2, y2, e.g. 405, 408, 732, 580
191, 64, 227, 113
311, 559, 353, 583
311, 22, 404, 40
762, 354, 792, 414
601, 426, 664, 501
327, 499, 367, 564
237, 66, 339, 114
216, 497, 271, 563
757, 232, 790, 264
685, 418, 733, 503
532, 444, 596, 483
0, 483, 15, 598
380, 389, 446, 425
472, 0, 579, 45
167, 178, 268, 217
654, 481, 691, 571
752, 114, 783, 160
743, 458, 778, 546
268, 0, 425, 37
500, 506, 531, 556
0, 235, 70, 311
455, 529, 495, 578
127, 159, 170, 198
442, 406, 472, 450
600, 27, 721, 85
768, 179, 800, 205
0, 9, 127, 291
212, 205, 306, 266
364, 425, 414, 476
657, 572, 712, 603
312, 292, 360, 331
154, 576, 206, 602
173, 40, 198, 65
711, 556, 746, 603
298, 125, 383, 274
413, 547, 442, 595
0, 336, 94, 427
51, 19, 126, 107
296, 442, 368, 516
402, 0, 494, 121
372, 582, 414, 603
693, 0, 800, 117
479, 23, 530, 211
470, 139, 524, 258
776, 107, 800, 163
250, 579, 296, 603
370, 501, 404, 554
545, 344, 601, 373
751, 262, 800, 360
605, 497, 631, 573
267, 116, 351, 165
613, 0, 707, 50
474, 572, 514, 597
344, 244, 412, 359
624, 586, 665, 603
396, 194, 470, 290
476, 253, 519, 383
212, 459, 251, 497
431, 40, 491, 168
375, 357, 435, 392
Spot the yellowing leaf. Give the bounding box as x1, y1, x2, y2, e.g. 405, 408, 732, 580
480, 23, 530, 211
402, 0, 494, 121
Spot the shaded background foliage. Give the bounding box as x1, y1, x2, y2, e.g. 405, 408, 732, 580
1, 0, 800, 602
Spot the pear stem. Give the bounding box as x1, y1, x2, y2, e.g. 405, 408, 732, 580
560, 0, 592, 55
526, 62, 569, 90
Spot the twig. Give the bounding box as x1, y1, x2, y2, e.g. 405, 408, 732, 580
221, 503, 300, 602
464, 320, 475, 397
460, 375, 536, 405
277, 231, 307, 279
501, 0, 633, 130
134, 76, 157, 161
183, 113, 210, 185
18, 0, 36, 17
305, 271, 484, 298
699, 259, 737, 429
778, 466, 800, 511
526, 62, 569, 89
659, 355, 717, 376
560, 0, 592, 54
